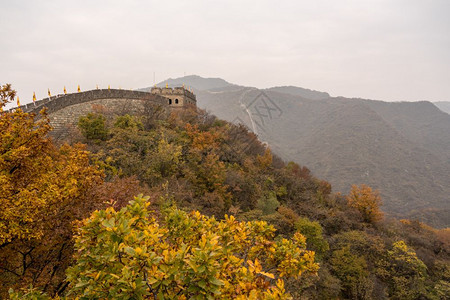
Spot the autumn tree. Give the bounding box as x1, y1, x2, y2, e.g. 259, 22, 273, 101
256, 148, 273, 170
382, 240, 428, 299
0, 83, 16, 107
146, 136, 183, 183
0, 86, 104, 297
330, 246, 372, 299
184, 123, 232, 215
61, 194, 319, 299
346, 184, 383, 223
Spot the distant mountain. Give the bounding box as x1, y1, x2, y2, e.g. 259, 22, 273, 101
143, 75, 237, 91
265, 86, 330, 100
434, 101, 450, 115
142, 75, 450, 227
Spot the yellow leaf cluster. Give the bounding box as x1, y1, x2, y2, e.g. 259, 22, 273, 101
66, 195, 319, 299
347, 184, 383, 223
0, 108, 103, 244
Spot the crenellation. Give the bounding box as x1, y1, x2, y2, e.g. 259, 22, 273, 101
25, 103, 35, 110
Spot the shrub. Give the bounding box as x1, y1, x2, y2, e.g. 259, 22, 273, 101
78, 113, 108, 141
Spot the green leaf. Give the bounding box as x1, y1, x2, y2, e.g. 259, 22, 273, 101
197, 265, 205, 273
197, 280, 207, 289
124, 246, 135, 255
210, 277, 224, 286
147, 277, 158, 285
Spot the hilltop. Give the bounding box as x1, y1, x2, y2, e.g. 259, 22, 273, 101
150, 74, 237, 91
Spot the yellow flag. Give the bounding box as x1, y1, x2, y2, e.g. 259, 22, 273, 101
33, 92, 36, 102
48, 89, 51, 97
64, 86, 67, 94
108, 85, 110, 90
166, 82, 168, 88
77, 85, 81, 92
17, 96, 20, 107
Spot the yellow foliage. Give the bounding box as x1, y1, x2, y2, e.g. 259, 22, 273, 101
346, 184, 383, 223
256, 148, 273, 169
65, 195, 319, 299
0, 96, 104, 244
1, 86, 105, 297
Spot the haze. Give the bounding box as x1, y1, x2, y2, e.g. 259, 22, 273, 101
1, 0, 449, 108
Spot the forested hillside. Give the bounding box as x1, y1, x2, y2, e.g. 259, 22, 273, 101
1, 84, 449, 299
146, 76, 450, 228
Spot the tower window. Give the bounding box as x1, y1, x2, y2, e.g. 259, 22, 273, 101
169, 99, 172, 105
175, 99, 179, 104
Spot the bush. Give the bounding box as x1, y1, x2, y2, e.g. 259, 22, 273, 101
78, 113, 108, 141
114, 114, 143, 130
295, 217, 329, 258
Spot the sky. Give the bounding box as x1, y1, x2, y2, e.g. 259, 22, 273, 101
1, 0, 449, 108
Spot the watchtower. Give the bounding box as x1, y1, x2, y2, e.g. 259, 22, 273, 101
150, 86, 196, 108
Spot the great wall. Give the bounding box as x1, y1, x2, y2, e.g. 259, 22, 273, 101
7, 86, 197, 138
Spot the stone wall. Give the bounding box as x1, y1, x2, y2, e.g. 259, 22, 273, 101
9, 89, 171, 139
50, 98, 166, 138
5, 88, 199, 138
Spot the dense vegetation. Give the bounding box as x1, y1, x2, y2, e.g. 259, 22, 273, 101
1, 84, 449, 299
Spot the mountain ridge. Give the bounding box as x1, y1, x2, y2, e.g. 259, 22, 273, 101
265, 85, 330, 100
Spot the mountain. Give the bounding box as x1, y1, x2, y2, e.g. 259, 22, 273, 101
434, 101, 450, 115
153, 75, 237, 91
143, 75, 450, 227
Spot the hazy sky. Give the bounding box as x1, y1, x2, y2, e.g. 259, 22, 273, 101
1, 0, 449, 108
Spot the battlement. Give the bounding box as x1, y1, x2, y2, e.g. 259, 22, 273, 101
150, 86, 196, 107
150, 86, 196, 99
6, 87, 197, 114
7, 89, 167, 114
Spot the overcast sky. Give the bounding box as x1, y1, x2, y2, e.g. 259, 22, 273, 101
1, 0, 449, 108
